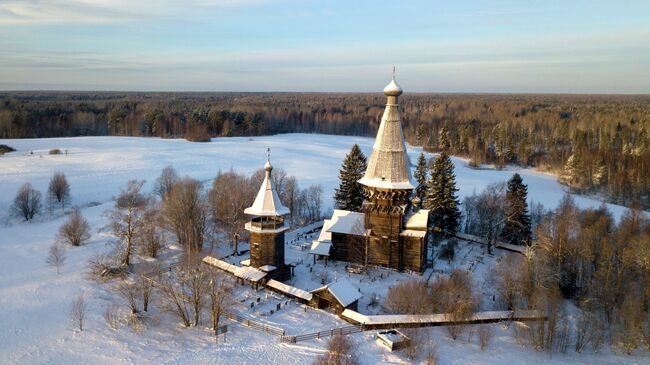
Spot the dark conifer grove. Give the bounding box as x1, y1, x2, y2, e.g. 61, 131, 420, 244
333, 144, 367, 212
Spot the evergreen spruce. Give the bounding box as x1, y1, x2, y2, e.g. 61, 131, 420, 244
424, 152, 460, 235
501, 173, 532, 245
414, 152, 428, 205
333, 144, 367, 211
439, 126, 451, 151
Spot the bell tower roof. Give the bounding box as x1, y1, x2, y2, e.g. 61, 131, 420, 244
358, 70, 414, 190
244, 149, 290, 217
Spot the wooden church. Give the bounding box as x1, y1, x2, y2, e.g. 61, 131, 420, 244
311, 75, 430, 273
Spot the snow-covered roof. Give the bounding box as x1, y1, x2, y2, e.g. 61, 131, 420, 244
400, 229, 427, 238
233, 266, 267, 282
383, 78, 403, 96
309, 240, 332, 256
244, 158, 290, 217
258, 265, 277, 272
312, 278, 362, 307
377, 330, 410, 345
359, 76, 414, 191
240, 259, 251, 266
327, 210, 367, 236
316, 219, 334, 242
203, 256, 238, 273
202, 256, 267, 282
266, 279, 313, 302
341, 309, 545, 326
404, 209, 429, 230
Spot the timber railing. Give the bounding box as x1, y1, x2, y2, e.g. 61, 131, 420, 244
280, 324, 363, 343
225, 311, 286, 336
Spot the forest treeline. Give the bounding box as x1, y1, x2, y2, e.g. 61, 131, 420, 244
1, 91, 648, 208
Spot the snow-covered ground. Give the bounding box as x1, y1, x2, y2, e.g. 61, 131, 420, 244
0, 134, 645, 365
0, 134, 630, 221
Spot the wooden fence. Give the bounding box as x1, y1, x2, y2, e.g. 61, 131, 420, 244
225, 311, 285, 336
280, 325, 363, 343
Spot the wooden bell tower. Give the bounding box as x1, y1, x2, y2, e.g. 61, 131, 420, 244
244, 150, 290, 280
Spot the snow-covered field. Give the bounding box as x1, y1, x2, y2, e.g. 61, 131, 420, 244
0, 134, 644, 365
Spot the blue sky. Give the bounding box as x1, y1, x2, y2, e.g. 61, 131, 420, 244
1, 0, 649, 93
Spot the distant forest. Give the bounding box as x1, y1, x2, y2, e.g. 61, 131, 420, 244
1, 91, 648, 209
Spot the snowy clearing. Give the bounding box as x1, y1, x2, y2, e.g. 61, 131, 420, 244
0, 134, 630, 221
0, 134, 644, 365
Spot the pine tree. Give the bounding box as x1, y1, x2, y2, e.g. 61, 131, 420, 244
414, 152, 428, 205
501, 173, 532, 245
424, 152, 460, 235
333, 144, 367, 212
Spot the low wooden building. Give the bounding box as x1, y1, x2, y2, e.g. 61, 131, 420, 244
309, 278, 362, 314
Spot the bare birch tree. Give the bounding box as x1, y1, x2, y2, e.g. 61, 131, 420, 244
106, 180, 147, 268
70, 292, 88, 331
46, 242, 66, 274
208, 273, 231, 332
153, 165, 179, 200
48, 171, 71, 211
158, 273, 192, 327
138, 202, 164, 258
12, 183, 42, 221
163, 177, 207, 254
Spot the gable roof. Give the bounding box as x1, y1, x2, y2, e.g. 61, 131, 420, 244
316, 218, 334, 242
266, 279, 313, 302
309, 240, 332, 256
311, 278, 362, 307
327, 210, 368, 236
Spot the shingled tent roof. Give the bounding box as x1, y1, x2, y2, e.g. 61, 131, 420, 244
244, 157, 290, 216
358, 75, 414, 190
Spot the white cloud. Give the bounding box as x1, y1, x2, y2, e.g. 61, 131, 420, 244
0, 0, 269, 24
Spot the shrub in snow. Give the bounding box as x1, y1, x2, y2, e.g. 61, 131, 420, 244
313, 334, 359, 365
0, 144, 15, 155
58, 208, 91, 246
